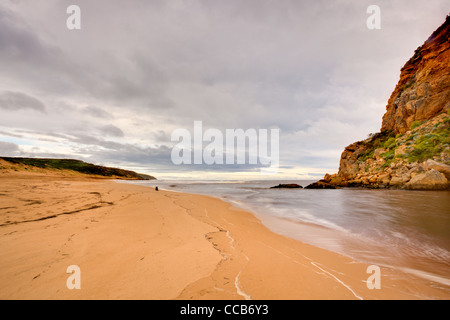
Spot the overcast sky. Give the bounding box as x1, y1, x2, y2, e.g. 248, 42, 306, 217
0, 0, 448, 179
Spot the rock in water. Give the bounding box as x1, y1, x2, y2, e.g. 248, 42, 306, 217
304, 181, 337, 189
270, 184, 303, 189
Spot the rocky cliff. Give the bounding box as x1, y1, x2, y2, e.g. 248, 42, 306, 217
381, 16, 450, 134
311, 16, 450, 190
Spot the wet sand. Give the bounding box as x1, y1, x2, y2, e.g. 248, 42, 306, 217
0, 172, 449, 299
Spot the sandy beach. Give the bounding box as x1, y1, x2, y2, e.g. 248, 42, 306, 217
0, 172, 449, 300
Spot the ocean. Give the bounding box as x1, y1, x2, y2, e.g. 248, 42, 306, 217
121, 179, 450, 287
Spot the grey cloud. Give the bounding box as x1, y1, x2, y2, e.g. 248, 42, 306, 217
98, 124, 124, 137
152, 130, 172, 143
83, 106, 114, 119
0, 130, 23, 138
16, 150, 82, 159
0, 6, 79, 95
85, 146, 267, 174
0, 91, 46, 112
1, 0, 448, 176
53, 132, 170, 164
14, 129, 73, 141
57, 131, 266, 173
0, 140, 20, 155
89, 145, 171, 165
0, 6, 53, 66
168, 163, 266, 173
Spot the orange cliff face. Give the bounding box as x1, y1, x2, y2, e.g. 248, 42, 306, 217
307, 16, 450, 190
381, 16, 450, 134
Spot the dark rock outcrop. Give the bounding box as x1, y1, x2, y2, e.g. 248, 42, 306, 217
304, 181, 337, 189
270, 183, 303, 189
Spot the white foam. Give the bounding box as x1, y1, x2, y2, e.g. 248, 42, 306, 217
235, 271, 252, 300
396, 266, 450, 287
310, 262, 363, 300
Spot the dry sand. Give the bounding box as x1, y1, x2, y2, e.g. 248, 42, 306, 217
0, 172, 449, 299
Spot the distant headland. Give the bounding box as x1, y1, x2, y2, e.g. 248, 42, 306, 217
0, 157, 156, 180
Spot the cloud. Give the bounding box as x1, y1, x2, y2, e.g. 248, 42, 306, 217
0, 130, 23, 138
83, 106, 114, 119
0, 91, 46, 112
151, 130, 172, 143
0, 0, 448, 177
98, 124, 124, 137
0, 140, 20, 155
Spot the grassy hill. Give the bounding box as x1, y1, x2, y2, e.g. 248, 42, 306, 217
0, 157, 156, 180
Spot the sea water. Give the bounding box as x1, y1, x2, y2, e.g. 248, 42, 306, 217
122, 179, 450, 286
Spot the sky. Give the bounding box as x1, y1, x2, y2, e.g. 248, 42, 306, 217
0, 0, 448, 180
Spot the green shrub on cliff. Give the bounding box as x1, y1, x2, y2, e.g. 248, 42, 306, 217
407, 117, 449, 163
356, 114, 449, 168
358, 148, 375, 162
383, 137, 397, 149
357, 130, 395, 163
378, 149, 396, 169
408, 145, 434, 163
410, 120, 423, 130
381, 149, 395, 160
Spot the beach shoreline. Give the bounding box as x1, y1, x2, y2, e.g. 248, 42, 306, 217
0, 173, 449, 299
